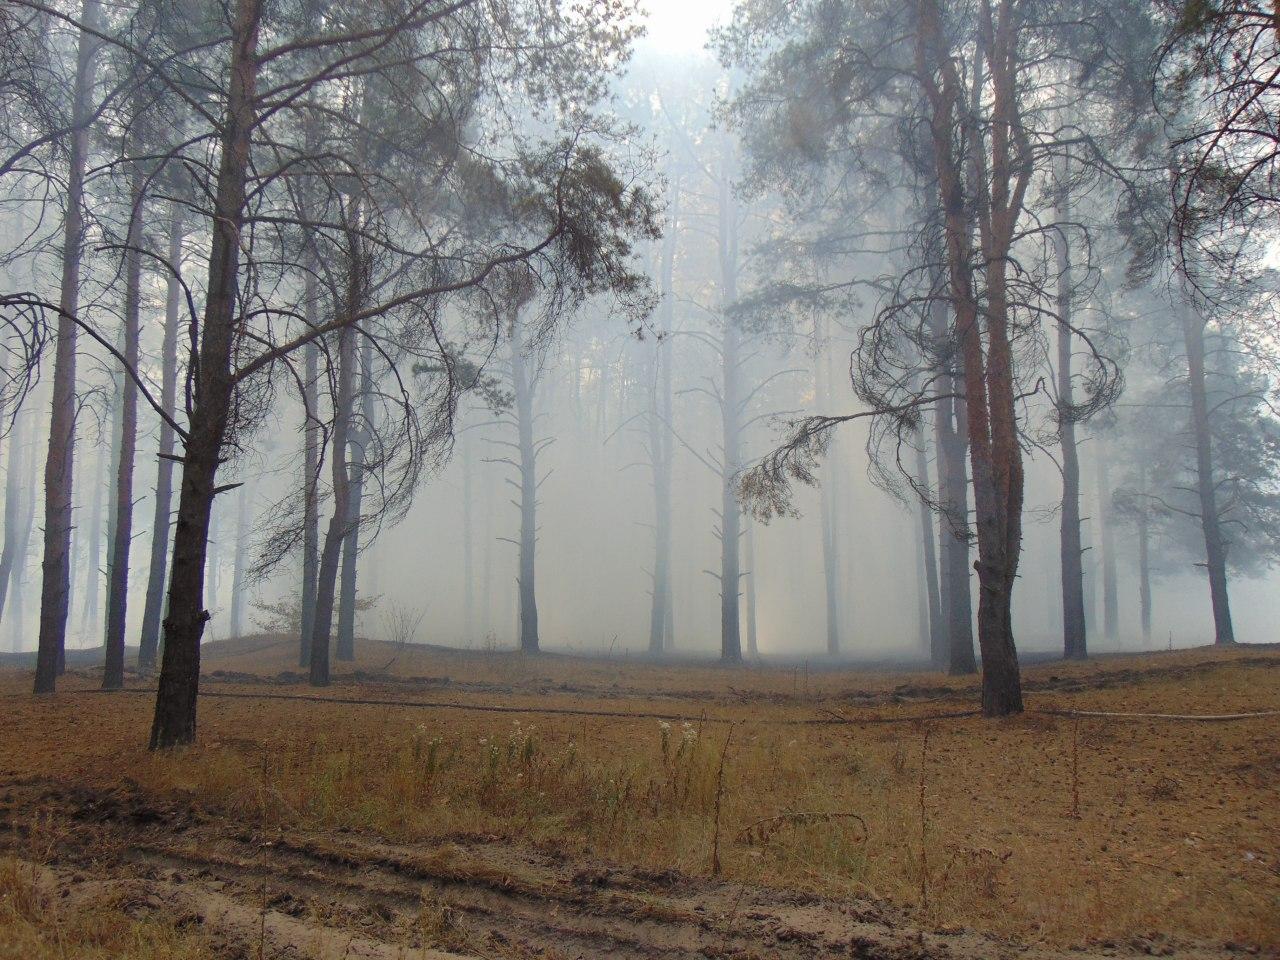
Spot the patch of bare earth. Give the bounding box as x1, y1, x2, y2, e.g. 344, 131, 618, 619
0, 780, 1263, 960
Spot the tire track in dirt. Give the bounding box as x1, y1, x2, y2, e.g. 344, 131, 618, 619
0, 779, 1262, 960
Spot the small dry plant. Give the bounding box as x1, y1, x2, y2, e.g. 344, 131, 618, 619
383, 601, 426, 650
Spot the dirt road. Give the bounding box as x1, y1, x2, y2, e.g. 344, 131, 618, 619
0, 779, 1260, 960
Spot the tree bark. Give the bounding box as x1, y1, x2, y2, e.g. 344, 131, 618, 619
311, 333, 355, 683
35, 0, 102, 694
510, 305, 540, 654
310, 211, 369, 683
462, 426, 474, 644
300, 326, 319, 666
205, 502, 220, 619
913, 423, 943, 662
102, 165, 144, 690
916, 0, 1023, 713
139, 204, 185, 671
814, 312, 842, 657
80, 435, 105, 633
150, 0, 261, 748
480, 426, 494, 641
926, 296, 975, 675
718, 137, 742, 664
648, 180, 678, 655
1054, 181, 1087, 661
336, 333, 373, 662
229, 482, 248, 638
1180, 293, 1235, 644
1136, 463, 1152, 643
1095, 441, 1118, 643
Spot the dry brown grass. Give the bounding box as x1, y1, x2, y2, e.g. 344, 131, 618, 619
0, 641, 1276, 950
0, 857, 216, 959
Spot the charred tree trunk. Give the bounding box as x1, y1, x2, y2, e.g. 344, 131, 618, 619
917, 0, 1023, 713
1180, 295, 1235, 644
1054, 183, 1087, 661
311, 209, 368, 683
927, 299, 975, 675
311, 265, 363, 685
149, 0, 260, 748
336, 334, 373, 662
35, 0, 102, 694
943, 394, 977, 675
300, 327, 320, 667
309, 325, 352, 685
102, 166, 144, 690
510, 306, 540, 654
139, 205, 185, 672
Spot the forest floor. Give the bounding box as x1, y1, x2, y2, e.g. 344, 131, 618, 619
0, 639, 1276, 959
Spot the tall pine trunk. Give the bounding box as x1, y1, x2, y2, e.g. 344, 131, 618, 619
1136, 463, 1152, 643
229, 483, 248, 638
1054, 180, 1087, 661
647, 336, 675, 654
311, 332, 356, 682
1180, 294, 1235, 644
462, 426, 474, 644
139, 205, 185, 671
81, 443, 104, 632
814, 312, 842, 656
35, 0, 102, 693
480, 428, 494, 641
300, 328, 319, 666
311, 214, 367, 683
102, 165, 144, 690
917, 0, 1023, 713
510, 306, 540, 654
717, 137, 742, 664
205, 504, 220, 618
914, 433, 943, 661
336, 333, 373, 661
926, 295, 975, 675
649, 179, 678, 655
150, 0, 260, 747
1095, 443, 1118, 643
